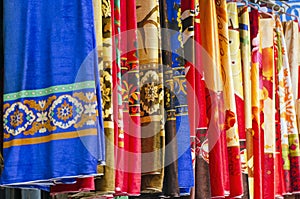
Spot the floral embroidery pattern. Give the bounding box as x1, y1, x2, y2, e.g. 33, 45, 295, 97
4, 102, 36, 136
57, 100, 73, 122
140, 70, 163, 115
100, 70, 112, 118
49, 95, 83, 129
10, 110, 24, 128
3, 92, 98, 137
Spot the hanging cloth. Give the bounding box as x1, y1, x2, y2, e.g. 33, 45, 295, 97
136, 0, 165, 193
249, 9, 264, 199
276, 16, 300, 194
113, 0, 127, 195
194, 0, 210, 198
199, 0, 229, 197
260, 16, 276, 199
274, 17, 285, 197
2, 0, 104, 185
122, 0, 142, 195
166, 0, 195, 196
237, 5, 252, 198
217, 1, 243, 198
94, 0, 115, 194
159, 0, 180, 197
283, 21, 299, 102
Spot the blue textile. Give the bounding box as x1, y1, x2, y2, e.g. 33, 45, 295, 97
2, 0, 104, 185
166, 0, 194, 195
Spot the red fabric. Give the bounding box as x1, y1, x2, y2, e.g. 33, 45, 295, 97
50, 177, 95, 195
264, 154, 275, 199
113, 0, 127, 195
235, 95, 245, 140
250, 10, 264, 199
181, 0, 196, 138
274, 36, 285, 197
206, 90, 227, 198
194, 1, 207, 130
119, 0, 141, 195
227, 147, 243, 197
290, 156, 300, 192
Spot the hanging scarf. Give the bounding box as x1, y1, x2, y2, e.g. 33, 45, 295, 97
124, 0, 141, 195
260, 16, 276, 199
199, 0, 229, 197
283, 21, 299, 101
2, 0, 104, 186
249, 10, 264, 199
159, 0, 180, 196
48, 0, 106, 195
113, 0, 126, 194
238, 6, 252, 198
136, 0, 165, 193
194, 0, 210, 198
117, 0, 142, 195
217, 1, 243, 198
166, 0, 195, 196
276, 16, 300, 194
94, 0, 115, 194
273, 17, 285, 197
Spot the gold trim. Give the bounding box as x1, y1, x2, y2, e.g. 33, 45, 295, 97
104, 121, 114, 128
141, 115, 162, 123
4, 129, 97, 148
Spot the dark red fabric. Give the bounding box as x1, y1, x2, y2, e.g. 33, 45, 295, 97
50, 178, 95, 195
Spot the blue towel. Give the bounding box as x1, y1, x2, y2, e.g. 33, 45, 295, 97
2, 0, 105, 185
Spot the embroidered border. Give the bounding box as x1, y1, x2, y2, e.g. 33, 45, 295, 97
4, 81, 95, 101
3, 83, 99, 142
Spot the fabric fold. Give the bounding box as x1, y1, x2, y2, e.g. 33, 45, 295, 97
2, 0, 104, 186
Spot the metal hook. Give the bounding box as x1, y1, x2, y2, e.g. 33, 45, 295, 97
272, 4, 283, 13
248, 1, 261, 11
241, 0, 249, 6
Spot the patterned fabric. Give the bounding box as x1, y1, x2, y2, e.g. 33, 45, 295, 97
249, 10, 264, 199
260, 17, 276, 199
217, 1, 243, 198
119, 3, 143, 192
276, 16, 300, 194
113, 0, 126, 194
4, 1, 300, 198
159, 0, 179, 196
136, 0, 165, 193
199, 0, 228, 197
238, 6, 252, 199
194, 0, 210, 198
274, 18, 285, 197
177, 0, 195, 196
94, 0, 115, 194
181, 0, 196, 178
283, 21, 299, 101
120, 0, 141, 195
227, 3, 246, 143
2, 0, 104, 185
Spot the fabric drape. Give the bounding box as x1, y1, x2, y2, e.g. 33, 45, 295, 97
249, 9, 264, 199
199, 0, 228, 197
238, 6, 252, 198
2, 0, 104, 186
95, 0, 115, 194
276, 16, 300, 194
218, 1, 243, 198
159, 0, 180, 196
136, 0, 165, 193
